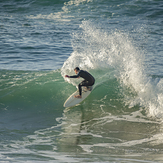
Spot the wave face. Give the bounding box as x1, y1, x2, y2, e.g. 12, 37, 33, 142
0, 0, 163, 162
1, 69, 163, 162
61, 20, 163, 119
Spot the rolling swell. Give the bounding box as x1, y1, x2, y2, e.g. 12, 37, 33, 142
0, 70, 67, 131
0, 67, 138, 132
0, 68, 122, 113
1, 68, 162, 160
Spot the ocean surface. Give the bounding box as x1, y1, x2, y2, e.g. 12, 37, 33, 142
0, 0, 163, 162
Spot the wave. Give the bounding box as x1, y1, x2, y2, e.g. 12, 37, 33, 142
61, 20, 163, 120
1, 19, 163, 121
1, 0, 163, 120
1, 69, 162, 162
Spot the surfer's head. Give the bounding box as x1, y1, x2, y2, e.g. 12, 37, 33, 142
74, 67, 80, 74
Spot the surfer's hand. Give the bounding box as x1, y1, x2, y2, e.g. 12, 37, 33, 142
65, 75, 70, 78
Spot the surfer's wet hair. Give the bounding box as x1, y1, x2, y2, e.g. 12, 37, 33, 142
74, 67, 80, 71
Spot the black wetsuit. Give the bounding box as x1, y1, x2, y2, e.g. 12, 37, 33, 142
70, 70, 95, 96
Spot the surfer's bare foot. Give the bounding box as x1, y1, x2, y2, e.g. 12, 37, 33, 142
74, 95, 82, 98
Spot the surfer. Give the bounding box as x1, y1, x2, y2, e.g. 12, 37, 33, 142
65, 67, 95, 98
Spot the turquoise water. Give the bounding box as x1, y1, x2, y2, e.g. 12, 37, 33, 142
0, 0, 163, 162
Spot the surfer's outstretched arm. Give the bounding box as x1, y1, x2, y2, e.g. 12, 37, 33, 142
65, 73, 80, 78
65, 75, 80, 79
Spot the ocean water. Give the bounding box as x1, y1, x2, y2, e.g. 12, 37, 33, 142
0, 0, 163, 162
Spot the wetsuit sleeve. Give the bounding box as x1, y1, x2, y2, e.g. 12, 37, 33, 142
69, 75, 79, 78
69, 71, 80, 78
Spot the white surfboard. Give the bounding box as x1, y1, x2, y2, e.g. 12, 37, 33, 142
63, 86, 93, 108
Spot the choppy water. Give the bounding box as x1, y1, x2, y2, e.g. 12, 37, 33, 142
0, 0, 163, 162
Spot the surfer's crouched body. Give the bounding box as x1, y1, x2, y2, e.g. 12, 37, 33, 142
65, 67, 95, 98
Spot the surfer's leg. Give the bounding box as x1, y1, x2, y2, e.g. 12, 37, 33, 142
81, 80, 94, 91
78, 80, 86, 96
86, 81, 94, 91
74, 83, 82, 98
78, 80, 94, 97
78, 83, 82, 96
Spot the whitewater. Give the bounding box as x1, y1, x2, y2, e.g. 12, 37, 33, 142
0, 0, 163, 162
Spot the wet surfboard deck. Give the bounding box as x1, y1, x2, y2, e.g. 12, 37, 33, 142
63, 86, 93, 108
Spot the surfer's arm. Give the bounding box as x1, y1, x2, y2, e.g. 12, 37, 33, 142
69, 75, 79, 78
65, 74, 80, 78
65, 71, 81, 78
